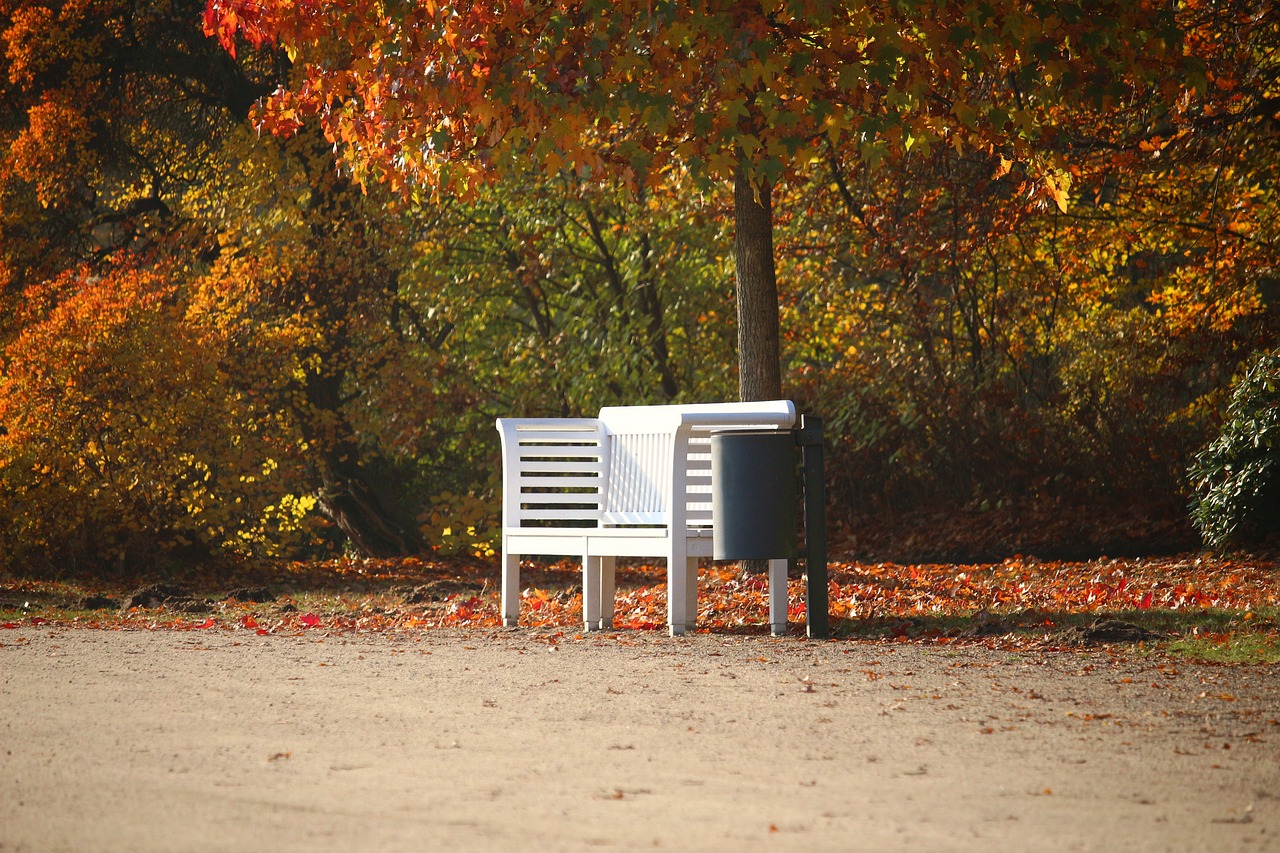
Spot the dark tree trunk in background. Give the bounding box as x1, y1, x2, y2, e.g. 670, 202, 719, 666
733, 163, 783, 402
304, 365, 422, 558
316, 454, 421, 558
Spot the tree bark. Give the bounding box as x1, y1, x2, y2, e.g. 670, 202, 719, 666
733, 163, 783, 402
303, 359, 423, 558
315, 452, 422, 558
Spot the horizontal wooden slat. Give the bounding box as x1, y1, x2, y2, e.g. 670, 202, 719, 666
517, 471, 601, 484
516, 507, 601, 521
603, 510, 667, 525
516, 459, 605, 474
505, 532, 601, 553
518, 491, 601, 500
520, 496, 601, 508
514, 432, 599, 445
517, 458, 601, 471
511, 426, 600, 436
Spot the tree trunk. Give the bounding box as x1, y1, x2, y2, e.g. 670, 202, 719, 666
733, 163, 783, 402
637, 233, 680, 400
315, 452, 423, 558
304, 363, 423, 558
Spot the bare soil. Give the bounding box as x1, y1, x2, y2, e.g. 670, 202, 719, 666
2, 627, 1278, 852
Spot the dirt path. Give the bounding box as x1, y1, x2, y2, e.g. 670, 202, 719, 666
2, 628, 1277, 852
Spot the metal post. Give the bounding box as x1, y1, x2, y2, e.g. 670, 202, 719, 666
797, 415, 829, 639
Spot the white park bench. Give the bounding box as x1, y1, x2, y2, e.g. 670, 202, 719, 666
496, 400, 797, 636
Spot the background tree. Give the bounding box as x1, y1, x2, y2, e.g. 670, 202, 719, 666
0, 0, 292, 570
189, 127, 429, 556
0, 0, 425, 565
777, 0, 1277, 552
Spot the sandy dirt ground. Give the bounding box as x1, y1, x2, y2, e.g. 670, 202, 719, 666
1, 627, 1278, 852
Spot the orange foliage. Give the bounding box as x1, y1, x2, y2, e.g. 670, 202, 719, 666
0, 256, 313, 569
203, 0, 1197, 215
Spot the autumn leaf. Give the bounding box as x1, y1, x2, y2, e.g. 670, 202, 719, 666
1044, 172, 1070, 212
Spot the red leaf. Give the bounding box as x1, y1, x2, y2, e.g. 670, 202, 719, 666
239, 614, 260, 629
300, 613, 322, 628
1, 622, 18, 629
1138, 592, 1153, 610
197, 618, 216, 629
29, 617, 48, 626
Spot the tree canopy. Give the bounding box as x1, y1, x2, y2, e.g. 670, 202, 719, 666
203, 0, 1214, 398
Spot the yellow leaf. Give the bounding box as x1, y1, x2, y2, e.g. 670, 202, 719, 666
1044, 172, 1070, 212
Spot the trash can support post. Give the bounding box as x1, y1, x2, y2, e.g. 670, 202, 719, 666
797, 415, 829, 639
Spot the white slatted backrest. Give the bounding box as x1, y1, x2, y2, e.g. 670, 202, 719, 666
684, 433, 713, 529
496, 419, 605, 528
602, 431, 673, 526
596, 401, 797, 531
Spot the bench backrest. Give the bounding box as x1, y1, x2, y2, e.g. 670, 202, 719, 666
597, 401, 795, 530
498, 401, 796, 532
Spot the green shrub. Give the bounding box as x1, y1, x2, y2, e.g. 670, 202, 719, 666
1190, 349, 1280, 551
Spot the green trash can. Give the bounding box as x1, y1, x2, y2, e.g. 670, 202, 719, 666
710, 430, 797, 560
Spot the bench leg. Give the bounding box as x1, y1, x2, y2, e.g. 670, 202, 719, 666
582, 556, 617, 631
599, 556, 616, 630
583, 554, 601, 631
666, 556, 683, 636
501, 550, 520, 627
667, 556, 698, 636
768, 558, 788, 637
685, 557, 698, 631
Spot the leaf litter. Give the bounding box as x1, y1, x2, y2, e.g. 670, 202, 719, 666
1, 554, 1277, 660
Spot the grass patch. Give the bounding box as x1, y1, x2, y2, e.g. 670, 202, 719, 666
1161, 608, 1280, 664
1164, 634, 1280, 664
829, 605, 1280, 664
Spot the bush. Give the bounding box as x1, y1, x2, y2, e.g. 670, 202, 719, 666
0, 260, 322, 573
1190, 349, 1280, 551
